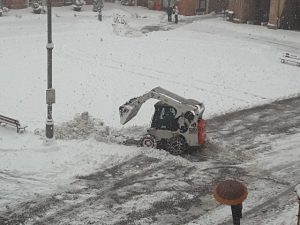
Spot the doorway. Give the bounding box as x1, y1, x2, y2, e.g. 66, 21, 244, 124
254, 0, 270, 25
196, 0, 207, 13
280, 0, 300, 30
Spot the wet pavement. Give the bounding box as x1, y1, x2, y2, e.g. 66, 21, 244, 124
141, 14, 217, 33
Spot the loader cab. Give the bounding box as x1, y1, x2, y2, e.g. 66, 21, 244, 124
151, 102, 178, 131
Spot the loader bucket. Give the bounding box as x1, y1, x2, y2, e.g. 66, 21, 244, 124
119, 103, 142, 125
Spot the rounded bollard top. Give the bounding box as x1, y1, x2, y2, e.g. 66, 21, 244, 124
213, 180, 248, 206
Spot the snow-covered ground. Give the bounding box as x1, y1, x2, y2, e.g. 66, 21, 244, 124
0, 3, 300, 225
1, 3, 300, 129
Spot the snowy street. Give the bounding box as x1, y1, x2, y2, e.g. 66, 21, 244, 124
0, 2, 300, 225
1, 96, 300, 225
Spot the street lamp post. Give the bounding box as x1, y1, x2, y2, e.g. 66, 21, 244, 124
0, 0, 3, 16
97, 0, 103, 21
46, 0, 55, 139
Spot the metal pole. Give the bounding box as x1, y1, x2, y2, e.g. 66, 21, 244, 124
97, 0, 103, 21
46, 0, 54, 139
98, 7, 102, 21
231, 204, 242, 225
297, 196, 300, 225
0, 0, 3, 15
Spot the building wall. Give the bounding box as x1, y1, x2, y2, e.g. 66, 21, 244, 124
228, 0, 235, 10
5, 0, 28, 9
138, 0, 148, 7
85, 0, 93, 5
232, 0, 256, 23
268, 0, 287, 28
229, 0, 271, 23
280, 0, 300, 29
228, 0, 299, 30
147, 0, 160, 9
207, 0, 228, 13
179, 0, 230, 15
177, 0, 197, 15
268, 0, 300, 29
51, 0, 64, 6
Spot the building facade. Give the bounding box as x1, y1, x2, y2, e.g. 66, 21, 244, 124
178, 0, 228, 15
4, 0, 28, 9
228, 0, 300, 30
3, 0, 299, 30
145, 0, 227, 16
145, 0, 299, 30
3, 0, 95, 9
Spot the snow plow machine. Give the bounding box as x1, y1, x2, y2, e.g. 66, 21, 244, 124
119, 87, 206, 155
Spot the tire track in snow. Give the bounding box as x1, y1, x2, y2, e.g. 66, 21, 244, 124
0, 154, 247, 225
59, 49, 258, 104
109, 58, 268, 100
218, 183, 299, 225
1, 96, 300, 224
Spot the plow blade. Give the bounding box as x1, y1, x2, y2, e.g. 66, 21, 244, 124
119, 99, 142, 125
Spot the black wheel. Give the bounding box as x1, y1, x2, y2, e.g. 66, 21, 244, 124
140, 134, 157, 148
165, 136, 187, 155
156, 139, 167, 149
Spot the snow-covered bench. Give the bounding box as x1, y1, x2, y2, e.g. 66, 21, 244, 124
0, 114, 27, 133
280, 52, 300, 67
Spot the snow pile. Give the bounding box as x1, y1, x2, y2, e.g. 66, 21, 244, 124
1, 4, 300, 224
54, 112, 109, 140
112, 13, 143, 37
0, 7, 9, 16
35, 112, 147, 144
0, 130, 142, 210
113, 13, 128, 25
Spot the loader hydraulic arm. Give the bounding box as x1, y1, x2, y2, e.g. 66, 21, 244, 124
119, 87, 204, 125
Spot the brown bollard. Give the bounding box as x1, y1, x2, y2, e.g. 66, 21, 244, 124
213, 180, 248, 225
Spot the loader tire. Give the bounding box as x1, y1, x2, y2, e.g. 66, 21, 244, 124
140, 134, 157, 148
166, 135, 187, 155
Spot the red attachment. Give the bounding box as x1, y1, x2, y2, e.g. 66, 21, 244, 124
198, 119, 206, 145
154, 2, 161, 10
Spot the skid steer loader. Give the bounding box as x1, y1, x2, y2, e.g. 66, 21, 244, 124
119, 87, 206, 155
